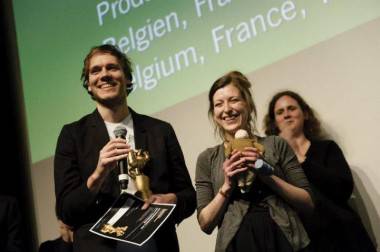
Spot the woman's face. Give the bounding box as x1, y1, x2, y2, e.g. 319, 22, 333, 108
212, 84, 248, 139
274, 95, 306, 136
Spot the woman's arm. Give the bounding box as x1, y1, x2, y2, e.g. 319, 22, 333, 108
196, 150, 246, 233
260, 174, 314, 213
303, 141, 353, 204
252, 138, 314, 214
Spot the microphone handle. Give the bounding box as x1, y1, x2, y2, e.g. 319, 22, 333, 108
254, 159, 274, 176
117, 154, 129, 192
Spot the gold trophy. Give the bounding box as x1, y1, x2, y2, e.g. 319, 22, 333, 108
127, 149, 151, 200
224, 129, 265, 193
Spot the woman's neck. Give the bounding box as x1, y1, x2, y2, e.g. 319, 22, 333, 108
284, 133, 310, 163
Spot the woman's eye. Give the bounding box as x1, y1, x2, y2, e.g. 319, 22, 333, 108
275, 110, 283, 115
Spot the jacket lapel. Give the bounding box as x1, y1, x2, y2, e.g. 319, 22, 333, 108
87, 109, 109, 147
130, 108, 148, 151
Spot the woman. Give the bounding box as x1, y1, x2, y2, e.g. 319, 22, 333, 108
195, 71, 314, 252
264, 90, 375, 252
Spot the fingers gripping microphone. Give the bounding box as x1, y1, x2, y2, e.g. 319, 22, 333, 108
114, 126, 129, 193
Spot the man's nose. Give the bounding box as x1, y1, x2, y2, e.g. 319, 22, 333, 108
100, 69, 112, 80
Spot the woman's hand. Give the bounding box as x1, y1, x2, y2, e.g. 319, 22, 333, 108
241, 146, 260, 170
222, 147, 260, 190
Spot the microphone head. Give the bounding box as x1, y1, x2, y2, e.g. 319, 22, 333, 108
114, 126, 127, 139
235, 129, 249, 139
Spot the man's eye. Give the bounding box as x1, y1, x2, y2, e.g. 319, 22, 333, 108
90, 68, 100, 74
107, 65, 120, 70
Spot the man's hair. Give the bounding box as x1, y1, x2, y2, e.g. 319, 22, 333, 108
208, 71, 258, 140
80, 44, 134, 96
263, 90, 323, 140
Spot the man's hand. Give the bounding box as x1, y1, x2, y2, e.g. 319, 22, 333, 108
142, 193, 177, 210
87, 138, 130, 191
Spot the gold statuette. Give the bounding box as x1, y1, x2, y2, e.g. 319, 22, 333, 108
100, 224, 128, 237
127, 149, 151, 200
224, 129, 265, 193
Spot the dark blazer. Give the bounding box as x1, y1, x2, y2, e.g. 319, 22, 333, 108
0, 195, 25, 252
54, 108, 196, 252
39, 237, 72, 252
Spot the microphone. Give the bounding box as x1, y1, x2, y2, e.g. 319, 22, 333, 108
113, 126, 129, 192
253, 159, 274, 176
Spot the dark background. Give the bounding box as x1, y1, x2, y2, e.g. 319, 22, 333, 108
1, 0, 38, 251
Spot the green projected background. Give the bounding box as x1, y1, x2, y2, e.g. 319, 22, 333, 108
13, 0, 380, 163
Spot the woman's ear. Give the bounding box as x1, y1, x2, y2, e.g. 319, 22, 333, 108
304, 111, 309, 120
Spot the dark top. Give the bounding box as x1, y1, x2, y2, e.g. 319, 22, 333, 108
226, 180, 296, 252
54, 108, 196, 252
39, 237, 72, 252
301, 140, 375, 252
0, 195, 24, 252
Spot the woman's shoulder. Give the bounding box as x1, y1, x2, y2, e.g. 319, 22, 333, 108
197, 144, 226, 168
198, 144, 223, 160
311, 139, 340, 150
309, 139, 344, 158
257, 135, 288, 150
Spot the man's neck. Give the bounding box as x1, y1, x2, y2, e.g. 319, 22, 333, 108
97, 103, 130, 123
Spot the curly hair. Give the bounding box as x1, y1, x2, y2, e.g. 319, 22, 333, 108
263, 90, 323, 140
208, 71, 258, 140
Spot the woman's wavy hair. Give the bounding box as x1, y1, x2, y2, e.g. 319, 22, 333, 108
264, 90, 323, 140
208, 71, 257, 140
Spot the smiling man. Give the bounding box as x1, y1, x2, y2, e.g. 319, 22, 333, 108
54, 44, 196, 252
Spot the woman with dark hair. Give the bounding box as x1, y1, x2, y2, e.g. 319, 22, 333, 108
195, 72, 314, 252
264, 90, 375, 252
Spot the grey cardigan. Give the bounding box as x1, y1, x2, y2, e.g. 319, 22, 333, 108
195, 135, 311, 252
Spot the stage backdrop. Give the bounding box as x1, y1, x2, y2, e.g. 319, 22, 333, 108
13, 1, 380, 251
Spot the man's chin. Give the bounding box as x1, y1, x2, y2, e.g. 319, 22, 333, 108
94, 95, 126, 107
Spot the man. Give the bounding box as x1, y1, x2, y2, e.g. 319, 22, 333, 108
54, 44, 196, 252
0, 195, 25, 252
38, 219, 73, 252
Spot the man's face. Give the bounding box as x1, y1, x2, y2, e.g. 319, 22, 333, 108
87, 52, 129, 106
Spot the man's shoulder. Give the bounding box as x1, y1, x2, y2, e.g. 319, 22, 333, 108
132, 111, 171, 129
62, 111, 98, 130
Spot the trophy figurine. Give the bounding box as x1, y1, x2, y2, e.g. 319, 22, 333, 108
224, 129, 265, 193
127, 149, 151, 200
